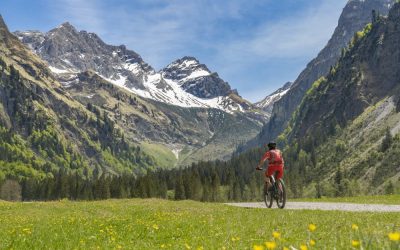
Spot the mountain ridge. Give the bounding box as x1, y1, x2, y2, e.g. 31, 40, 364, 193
244, 0, 395, 150
279, 2, 400, 196
15, 24, 267, 118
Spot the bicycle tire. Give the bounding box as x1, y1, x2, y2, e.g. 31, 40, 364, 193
263, 183, 273, 208
276, 179, 286, 209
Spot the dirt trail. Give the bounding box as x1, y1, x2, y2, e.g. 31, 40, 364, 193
225, 202, 400, 212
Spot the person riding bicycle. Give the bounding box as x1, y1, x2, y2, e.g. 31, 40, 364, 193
256, 142, 284, 190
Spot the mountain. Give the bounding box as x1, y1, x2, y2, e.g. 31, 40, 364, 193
0, 15, 159, 181
14, 22, 264, 167
255, 81, 292, 115
245, 0, 395, 149
67, 70, 262, 166
15, 25, 261, 115
281, 2, 400, 195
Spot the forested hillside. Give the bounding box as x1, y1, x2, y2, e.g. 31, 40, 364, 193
279, 3, 400, 197
0, 15, 157, 190
244, 0, 394, 151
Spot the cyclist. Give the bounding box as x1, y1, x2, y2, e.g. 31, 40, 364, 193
256, 142, 284, 190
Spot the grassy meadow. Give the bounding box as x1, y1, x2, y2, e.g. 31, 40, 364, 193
0, 198, 400, 249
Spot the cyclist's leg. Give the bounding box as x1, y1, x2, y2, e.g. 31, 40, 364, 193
265, 167, 273, 191
275, 166, 284, 192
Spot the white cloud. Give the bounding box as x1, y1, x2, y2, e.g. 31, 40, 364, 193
50, 0, 106, 33
216, 0, 348, 63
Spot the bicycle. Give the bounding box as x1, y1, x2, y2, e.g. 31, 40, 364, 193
257, 168, 286, 209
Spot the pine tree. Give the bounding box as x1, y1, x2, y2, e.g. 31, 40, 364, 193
174, 175, 185, 200
381, 128, 393, 152
334, 167, 343, 197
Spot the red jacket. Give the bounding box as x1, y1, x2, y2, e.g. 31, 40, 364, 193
261, 149, 284, 167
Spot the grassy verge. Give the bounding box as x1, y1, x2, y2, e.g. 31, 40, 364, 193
289, 194, 400, 205
0, 199, 399, 249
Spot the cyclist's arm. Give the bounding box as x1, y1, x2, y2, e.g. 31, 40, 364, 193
257, 151, 270, 169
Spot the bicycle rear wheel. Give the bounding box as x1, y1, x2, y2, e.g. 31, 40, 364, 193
276, 179, 286, 209
263, 183, 273, 208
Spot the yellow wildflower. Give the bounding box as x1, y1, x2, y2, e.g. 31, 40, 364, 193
116, 245, 122, 249
272, 231, 281, 239
197, 247, 204, 250
265, 241, 276, 249
185, 243, 191, 249
253, 244, 264, 250
388, 232, 400, 241
308, 224, 316, 232
160, 244, 166, 248
283, 247, 289, 250
152, 224, 159, 230
231, 236, 240, 242
351, 240, 360, 247
300, 244, 308, 250
351, 224, 359, 231
310, 239, 316, 246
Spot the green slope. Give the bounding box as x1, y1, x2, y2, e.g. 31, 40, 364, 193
0, 16, 156, 182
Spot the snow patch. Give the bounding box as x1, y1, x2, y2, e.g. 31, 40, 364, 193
101, 74, 127, 87
97, 71, 243, 113
171, 148, 182, 159
256, 86, 291, 109
49, 66, 71, 74
182, 69, 210, 81
123, 63, 142, 75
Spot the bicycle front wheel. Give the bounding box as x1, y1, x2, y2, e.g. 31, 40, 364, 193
276, 179, 286, 209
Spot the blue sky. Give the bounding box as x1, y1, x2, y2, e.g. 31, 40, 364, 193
0, 0, 347, 102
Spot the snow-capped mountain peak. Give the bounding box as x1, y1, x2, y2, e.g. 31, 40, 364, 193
160, 56, 232, 99
162, 56, 211, 83
14, 24, 266, 116
255, 81, 293, 114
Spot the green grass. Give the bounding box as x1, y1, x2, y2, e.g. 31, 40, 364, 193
141, 142, 177, 169
290, 194, 400, 205
0, 199, 399, 249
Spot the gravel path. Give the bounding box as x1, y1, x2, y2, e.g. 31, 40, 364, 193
225, 202, 400, 212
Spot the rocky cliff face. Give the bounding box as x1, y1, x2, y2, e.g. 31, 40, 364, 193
15, 22, 153, 90
251, 0, 394, 147
288, 3, 400, 140
282, 2, 400, 192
